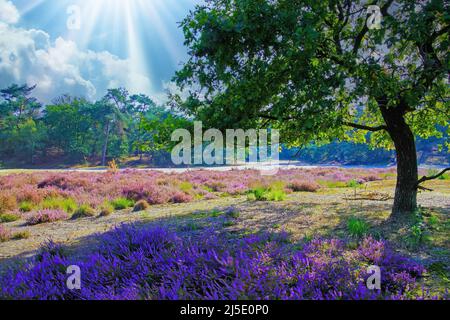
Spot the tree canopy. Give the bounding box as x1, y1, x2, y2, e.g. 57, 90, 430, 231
173, 0, 449, 216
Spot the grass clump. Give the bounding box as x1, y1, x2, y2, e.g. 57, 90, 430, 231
111, 197, 134, 210
11, 230, 31, 240
40, 197, 77, 214
347, 217, 370, 238
0, 213, 20, 223
98, 203, 114, 217
133, 200, 150, 212
72, 204, 96, 219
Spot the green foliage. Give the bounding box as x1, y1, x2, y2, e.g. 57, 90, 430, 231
347, 217, 370, 238
0, 84, 192, 166
111, 197, 135, 210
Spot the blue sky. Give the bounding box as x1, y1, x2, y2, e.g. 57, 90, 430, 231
0, 0, 200, 103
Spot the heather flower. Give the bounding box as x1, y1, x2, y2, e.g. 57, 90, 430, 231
26, 209, 68, 225
0, 225, 431, 300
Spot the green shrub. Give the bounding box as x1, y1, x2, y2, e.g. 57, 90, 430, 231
111, 197, 134, 210
72, 204, 96, 219
0, 213, 20, 223
346, 179, 362, 188
133, 200, 150, 212
19, 201, 34, 212
266, 189, 286, 201
248, 182, 287, 202
347, 217, 370, 238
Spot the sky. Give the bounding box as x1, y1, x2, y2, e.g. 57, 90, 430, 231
0, 0, 201, 103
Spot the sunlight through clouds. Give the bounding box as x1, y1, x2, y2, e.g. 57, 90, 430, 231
1, 0, 200, 102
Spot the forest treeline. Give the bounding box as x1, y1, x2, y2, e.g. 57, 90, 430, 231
0, 84, 189, 167
0, 84, 448, 168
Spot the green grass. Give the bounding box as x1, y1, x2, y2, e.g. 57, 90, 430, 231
11, 231, 31, 240
0, 213, 20, 223
318, 180, 348, 188
248, 182, 287, 202
72, 204, 96, 219
40, 197, 77, 213
347, 217, 370, 238
179, 181, 194, 193
111, 197, 134, 210
19, 201, 34, 212
346, 179, 362, 188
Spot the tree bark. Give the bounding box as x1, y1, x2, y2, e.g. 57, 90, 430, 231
380, 105, 418, 217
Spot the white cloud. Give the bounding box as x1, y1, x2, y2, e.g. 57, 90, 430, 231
0, 2, 153, 103
0, 0, 19, 24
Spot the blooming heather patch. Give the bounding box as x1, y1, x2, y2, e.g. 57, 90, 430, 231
0, 168, 393, 217
26, 209, 68, 225
0, 225, 432, 300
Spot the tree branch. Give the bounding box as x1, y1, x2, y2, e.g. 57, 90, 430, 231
416, 167, 450, 188
353, 0, 394, 54
343, 121, 387, 132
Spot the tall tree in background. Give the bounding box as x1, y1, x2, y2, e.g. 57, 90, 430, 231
174, 0, 449, 218
100, 88, 130, 166
0, 84, 44, 163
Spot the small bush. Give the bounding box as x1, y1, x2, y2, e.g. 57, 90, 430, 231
111, 198, 134, 210
0, 213, 20, 223
171, 192, 193, 203
288, 180, 320, 192
72, 205, 96, 219
98, 203, 114, 217
133, 200, 150, 212
0, 194, 17, 212
248, 183, 287, 202
346, 179, 362, 188
0, 224, 12, 242
26, 210, 68, 225
347, 217, 370, 238
19, 201, 34, 212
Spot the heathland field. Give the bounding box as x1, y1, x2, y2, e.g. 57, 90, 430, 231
0, 168, 448, 299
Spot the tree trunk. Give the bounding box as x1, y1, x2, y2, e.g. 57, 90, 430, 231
102, 121, 111, 167
380, 106, 418, 217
